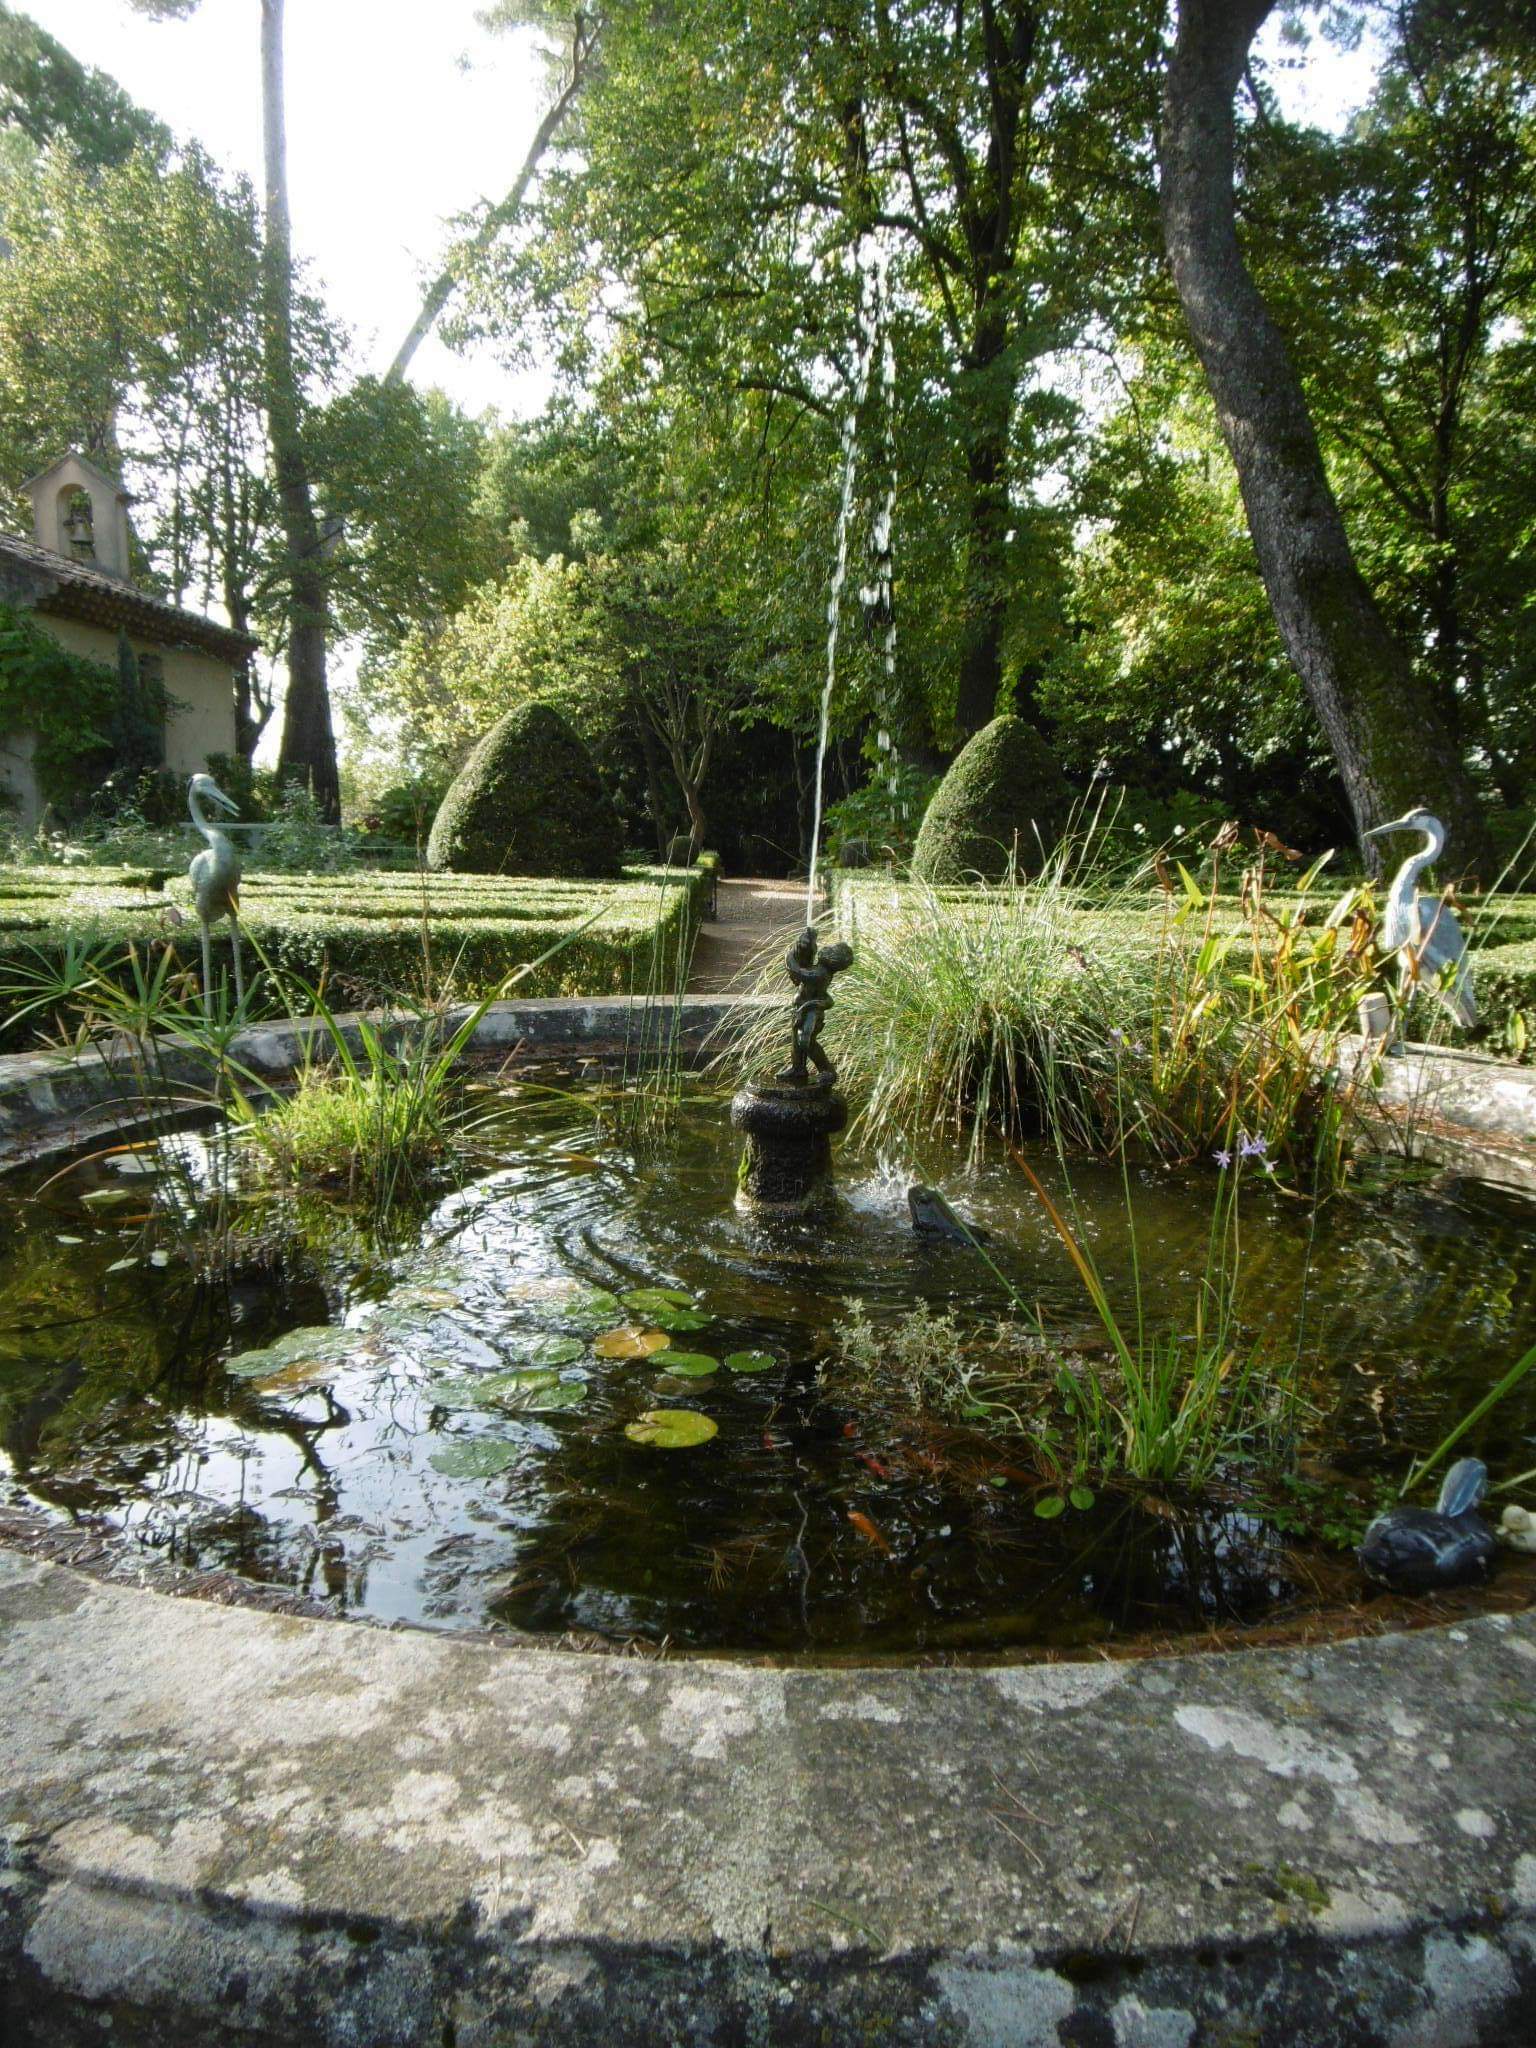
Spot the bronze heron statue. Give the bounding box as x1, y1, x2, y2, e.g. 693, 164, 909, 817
186, 772, 245, 1017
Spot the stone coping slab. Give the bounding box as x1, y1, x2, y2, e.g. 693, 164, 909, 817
1, 1547, 1535, 2044
0, 994, 768, 1166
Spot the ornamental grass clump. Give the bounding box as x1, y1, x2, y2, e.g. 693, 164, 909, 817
737, 813, 1382, 1189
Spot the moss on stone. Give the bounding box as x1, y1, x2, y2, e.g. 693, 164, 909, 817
911, 716, 1073, 884
426, 701, 624, 879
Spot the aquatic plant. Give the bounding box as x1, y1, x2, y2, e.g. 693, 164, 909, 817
1011, 1143, 1303, 1489
732, 812, 1381, 1189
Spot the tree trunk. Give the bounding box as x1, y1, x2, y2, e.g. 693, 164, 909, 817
1160, 0, 1491, 877
262, 0, 338, 818
952, 317, 1012, 736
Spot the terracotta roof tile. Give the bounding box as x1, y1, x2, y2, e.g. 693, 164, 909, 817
0, 530, 258, 667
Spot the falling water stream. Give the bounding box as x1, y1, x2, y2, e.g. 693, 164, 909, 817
804, 241, 899, 918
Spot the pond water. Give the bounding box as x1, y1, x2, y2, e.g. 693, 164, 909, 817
2, 1072, 1535, 1657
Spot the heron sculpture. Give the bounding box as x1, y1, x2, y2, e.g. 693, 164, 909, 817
1363, 807, 1476, 1028
186, 771, 245, 1016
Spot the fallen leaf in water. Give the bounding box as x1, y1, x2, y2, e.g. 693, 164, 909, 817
594, 1326, 671, 1359
624, 1408, 717, 1449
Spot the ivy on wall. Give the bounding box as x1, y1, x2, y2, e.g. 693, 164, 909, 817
0, 602, 167, 811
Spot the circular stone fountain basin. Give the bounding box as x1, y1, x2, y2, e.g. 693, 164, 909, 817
3, 1066, 1536, 1658
2, 1009, 1536, 2044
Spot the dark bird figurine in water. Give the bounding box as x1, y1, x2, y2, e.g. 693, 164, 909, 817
1359, 1458, 1497, 1593
907, 1185, 992, 1246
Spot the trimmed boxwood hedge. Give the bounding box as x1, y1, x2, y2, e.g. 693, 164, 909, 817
427, 701, 624, 878
911, 716, 1073, 884
0, 857, 718, 1045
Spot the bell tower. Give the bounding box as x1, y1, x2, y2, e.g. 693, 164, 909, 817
21, 452, 135, 582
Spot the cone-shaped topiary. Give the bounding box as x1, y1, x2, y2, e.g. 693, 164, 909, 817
911, 715, 1072, 884
427, 700, 624, 877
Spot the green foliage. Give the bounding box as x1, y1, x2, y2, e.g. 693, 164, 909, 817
0, 2, 168, 167
911, 716, 1073, 884
0, 862, 714, 1042
739, 829, 1380, 1187
0, 603, 123, 808
823, 760, 939, 866
427, 699, 625, 878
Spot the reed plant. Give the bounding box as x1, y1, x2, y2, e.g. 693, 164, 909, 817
729, 813, 1380, 1190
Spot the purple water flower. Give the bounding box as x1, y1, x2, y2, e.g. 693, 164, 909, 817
1214, 1148, 1233, 1169
1239, 1133, 1269, 1160
1109, 1027, 1126, 1046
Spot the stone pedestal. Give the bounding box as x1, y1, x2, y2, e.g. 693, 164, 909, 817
730, 1079, 847, 1215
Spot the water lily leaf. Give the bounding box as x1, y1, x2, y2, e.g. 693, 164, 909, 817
429, 1439, 521, 1478
594, 1326, 671, 1359
621, 1287, 695, 1314
225, 1326, 352, 1379
1069, 1485, 1096, 1512
398, 1285, 461, 1311
624, 1408, 718, 1449
1033, 1494, 1067, 1520
252, 1359, 338, 1394
657, 1353, 719, 1378
565, 1286, 624, 1324
81, 1187, 140, 1209
650, 1307, 714, 1332
518, 1335, 586, 1367
527, 1379, 587, 1411
724, 1350, 777, 1375
989, 1474, 1009, 1489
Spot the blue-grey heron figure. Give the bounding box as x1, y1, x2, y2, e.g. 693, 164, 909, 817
1363, 806, 1475, 1028
186, 771, 245, 1016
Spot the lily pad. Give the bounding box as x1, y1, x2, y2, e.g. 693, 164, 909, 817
397, 1285, 461, 1311
226, 1326, 352, 1380
517, 1334, 586, 1367
528, 1379, 587, 1411
656, 1353, 719, 1378
724, 1350, 777, 1375
434, 1367, 587, 1414
252, 1358, 340, 1394
429, 1439, 522, 1478
80, 1186, 141, 1209
594, 1326, 671, 1359
565, 1286, 624, 1324
621, 1287, 695, 1314
650, 1307, 714, 1332
1069, 1485, 1096, 1512
624, 1408, 718, 1449
1033, 1494, 1067, 1520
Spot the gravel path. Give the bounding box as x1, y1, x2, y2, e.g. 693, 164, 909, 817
687, 876, 806, 993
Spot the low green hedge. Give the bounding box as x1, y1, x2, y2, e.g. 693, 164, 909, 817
0, 859, 717, 1044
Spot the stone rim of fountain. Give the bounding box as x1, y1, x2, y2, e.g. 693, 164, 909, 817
2, 1005, 1536, 2040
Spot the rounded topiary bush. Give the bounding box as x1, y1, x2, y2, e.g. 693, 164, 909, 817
426, 701, 624, 877
910, 715, 1073, 884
